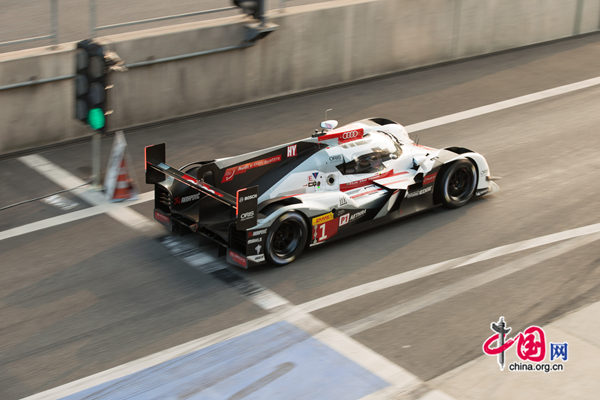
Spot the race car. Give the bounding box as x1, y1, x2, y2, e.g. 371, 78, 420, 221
145, 117, 498, 268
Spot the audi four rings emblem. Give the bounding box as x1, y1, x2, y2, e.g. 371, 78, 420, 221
342, 130, 360, 140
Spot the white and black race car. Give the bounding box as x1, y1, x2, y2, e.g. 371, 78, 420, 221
145, 117, 498, 268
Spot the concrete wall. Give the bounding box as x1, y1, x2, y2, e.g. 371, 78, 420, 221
1, 0, 599, 153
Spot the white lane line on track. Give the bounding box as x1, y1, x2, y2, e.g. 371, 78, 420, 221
17, 154, 156, 233
339, 232, 600, 336
299, 222, 600, 313
3, 75, 599, 242
0, 191, 154, 241
405, 76, 600, 132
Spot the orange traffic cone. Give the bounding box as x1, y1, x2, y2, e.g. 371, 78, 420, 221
111, 158, 135, 201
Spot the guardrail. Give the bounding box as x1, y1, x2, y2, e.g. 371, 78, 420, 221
1, 1, 296, 51
0, 0, 58, 47
89, 0, 237, 37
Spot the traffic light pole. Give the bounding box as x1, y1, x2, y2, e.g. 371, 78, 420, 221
91, 131, 102, 188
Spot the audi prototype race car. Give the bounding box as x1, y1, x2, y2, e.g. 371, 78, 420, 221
145, 117, 498, 268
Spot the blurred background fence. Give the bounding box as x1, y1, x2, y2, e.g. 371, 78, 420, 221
1, 0, 598, 154
0, 0, 325, 52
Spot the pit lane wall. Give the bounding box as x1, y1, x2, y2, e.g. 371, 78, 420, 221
1, 0, 599, 153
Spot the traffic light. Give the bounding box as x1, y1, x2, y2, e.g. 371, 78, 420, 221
232, 0, 265, 23
75, 39, 108, 131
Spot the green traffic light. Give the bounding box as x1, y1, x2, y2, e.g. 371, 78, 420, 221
88, 108, 105, 130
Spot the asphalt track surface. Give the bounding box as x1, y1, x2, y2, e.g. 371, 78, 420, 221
1, 33, 600, 399
0, 0, 323, 52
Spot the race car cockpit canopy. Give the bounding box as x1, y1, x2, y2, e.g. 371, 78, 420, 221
336, 131, 402, 175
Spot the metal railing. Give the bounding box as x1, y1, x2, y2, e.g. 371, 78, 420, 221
0, 0, 58, 47
89, 0, 237, 37
0, 0, 302, 91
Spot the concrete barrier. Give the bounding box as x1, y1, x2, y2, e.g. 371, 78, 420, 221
1, 0, 599, 153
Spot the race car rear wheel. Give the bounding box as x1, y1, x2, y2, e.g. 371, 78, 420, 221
440, 159, 477, 209
266, 212, 308, 266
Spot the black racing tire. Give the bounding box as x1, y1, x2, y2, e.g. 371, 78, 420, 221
266, 211, 308, 266
439, 159, 477, 209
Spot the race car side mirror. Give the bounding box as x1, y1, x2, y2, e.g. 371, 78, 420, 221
320, 120, 338, 130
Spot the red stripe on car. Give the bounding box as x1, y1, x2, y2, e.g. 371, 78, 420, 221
340, 169, 394, 191
423, 172, 438, 185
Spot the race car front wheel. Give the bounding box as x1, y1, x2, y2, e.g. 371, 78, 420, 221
440, 159, 477, 209
266, 211, 308, 266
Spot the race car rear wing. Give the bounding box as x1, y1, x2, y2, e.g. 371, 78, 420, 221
145, 143, 258, 230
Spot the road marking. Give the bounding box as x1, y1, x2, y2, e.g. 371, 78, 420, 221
18, 154, 156, 233
42, 194, 79, 211
0, 192, 153, 241
298, 222, 600, 313
339, 232, 600, 336
405, 76, 600, 132
158, 235, 427, 396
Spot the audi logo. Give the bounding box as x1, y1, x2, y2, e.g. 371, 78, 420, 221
342, 130, 360, 139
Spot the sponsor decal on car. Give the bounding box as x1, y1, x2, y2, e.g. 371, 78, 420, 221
238, 193, 257, 203
423, 172, 438, 185
405, 186, 432, 199
240, 211, 255, 221
318, 128, 364, 144
287, 144, 297, 157
248, 229, 267, 238
339, 213, 350, 226
228, 249, 247, 268
350, 209, 367, 221
312, 217, 339, 244
339, 196, 348, 206
328, 155, 342, 162
312, 212, 334, 226
221, 155, 282, 183
483, 316, 567, 373
248, 237, 263, 244
174, 193, 201, 204
247, 254, 266, 263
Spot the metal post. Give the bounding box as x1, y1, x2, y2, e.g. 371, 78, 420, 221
90, 0, 97, 37
92, 132, 101, 188
50, 0, 58, 44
